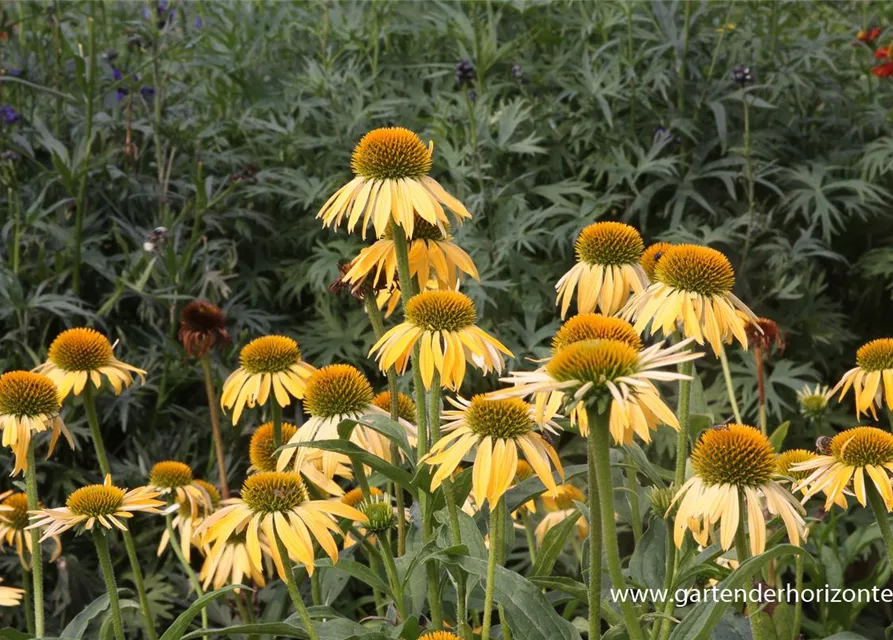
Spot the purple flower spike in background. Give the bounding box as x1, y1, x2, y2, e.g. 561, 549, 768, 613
0, 106, 21, 125
144, 0, 175, 29
140, 86, 156, 100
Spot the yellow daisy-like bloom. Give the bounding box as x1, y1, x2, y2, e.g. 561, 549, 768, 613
421, 633, 461, 640
29, 475, 164, 540
370, 290, 512, 390
670, 425, 805, 556
250, 422, 349, 496
620, 244, 758, 356
555, 222, 648, 318
0, 371, 72, 476
148, 461, 214, 519
196, 471, 366, 579
535, 484, 588, 544
551, 313, 643, 352
422, 395, 564, 508
278, 365, 416, 478
157, 479, 220, 563
776, 449, 847, 509
798, 383, 831, 420
793, 426, 893, 511
0, 491, 61, 567
199, 530, 271, 592
831, 339, 893, 419
501, 338, 700, 444
220, 335, 316, 425
343, 216, 479, 294
0, 579, 23, 607
641, 242, 673, 282
317, 127, 471, 239
371, 390, 417, 423
34, 328, 146, 398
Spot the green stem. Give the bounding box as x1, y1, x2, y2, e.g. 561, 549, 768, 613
625, 453, 643, 542
379, 535, 407, 620
311, 571, 321, 607
739, 94, 757, 269
274, 533, 320, 640
718, 343, 742, 423
868, 483, 893, 571
165, 512, 208, 632
24, 442, 43, 637
94, 531, 125, 640
495, 498, 511, 640
83, 383, 111, 476
676, 0, 692, 115
21, 561, 34, 636
591, 412, 643, 640
587, 415, 604, 640
791, 551, 803, 640
521, 510, 537, 565
654, 523, 676, 640
481, 499, 502, 640
200, 355, 229, 498
121, 530, 158, 640
673, 361, 693, 488
72, 17, 96, 296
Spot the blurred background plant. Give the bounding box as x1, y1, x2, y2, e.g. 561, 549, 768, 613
0, 0, 890, 636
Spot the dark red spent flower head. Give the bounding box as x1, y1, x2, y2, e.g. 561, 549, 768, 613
858, 27, 882, 44
745, 317, 785, 355
872, 61, 893, 78
178, 300, 230, 358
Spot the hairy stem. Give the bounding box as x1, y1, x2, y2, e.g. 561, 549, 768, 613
719, 343, 742, 423
481, 498, 502, 640
274, 533, 320, 640
94, 531, 125, 640
24, 443, 43, 636
165, 511, 208, 632
84, 383, 111, 477
200, 355, 229, 498
587, 413, 604, 640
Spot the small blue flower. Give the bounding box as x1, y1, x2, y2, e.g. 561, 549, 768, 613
0, 106, 21, 125
112, 67, 123, 81
116, 88, 129, 102
195, 16, 204, 28
6, 68, 22, 77
144, 0, 175, 29
140, 86, 156, 100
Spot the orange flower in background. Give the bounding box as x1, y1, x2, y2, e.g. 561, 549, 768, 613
872, 45, 893, 77
857, 27, 881, 45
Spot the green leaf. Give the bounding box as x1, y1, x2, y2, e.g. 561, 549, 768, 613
447, 556, 583, 640
400, 541, 467, 590
622, 444, 669, 487
767, 421, 790, 452
0, 629, 31, 640
436, 509, 487, 560
629, 518, 667, 591
346, 414, 417, 466
668, 544, 805, 640
159, 585, 245, 640
287, 440, 418, 497
528, 575, 587, 601
315, 557, 391, 595
183, 622, 306, 639
532, 509, 581, 577
504, 464, 587, 514
60, 590, 129, 639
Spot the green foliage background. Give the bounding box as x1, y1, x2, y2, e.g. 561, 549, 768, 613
0, 0, 891, 637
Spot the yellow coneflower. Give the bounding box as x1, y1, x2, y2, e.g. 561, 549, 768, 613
317, 127, 471, 239
670, 425, 805, 556
157, 479, 220, 562
199, 530, 271, 592
28, 475, 164, 540
641, 241, 673, 282
500, 337, 700, 444
793, 427, 893, 510
250, 421, 348, 496
555, 222, 648, 318
0, 491, 62, 567
196, 472, 366, 579
422, 396, 563, 508
147, 461, 214, 519
371, 390, 417, 423
370, 290, 512, 390
776, 449, 847, 509
535, 484, 588, 544
831, 339, 893, 419
551, 313, 643, 352
220, 335, 316, 425
0, 371, 72, 475
0, 579, 23, 607
178, 300, 230, 358
420, 632, 461, 640
343, 216, 478, 294
621, 244, 758, 356
797, 384, 831, 420
277, 365, 415, 478
33, 328, 146, 398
